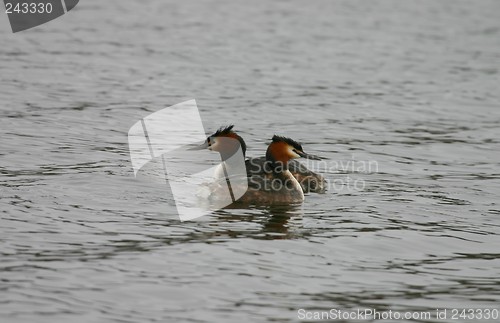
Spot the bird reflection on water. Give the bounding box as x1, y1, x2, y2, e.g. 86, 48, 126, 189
212, 203, 304, 240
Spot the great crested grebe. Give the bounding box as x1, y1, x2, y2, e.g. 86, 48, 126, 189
239, 134, 322, 204
201, 125, 326, 194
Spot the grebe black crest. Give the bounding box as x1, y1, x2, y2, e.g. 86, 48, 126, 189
271, 135, 303, 151
213, 125, 235, 137
206, 125, 246, 157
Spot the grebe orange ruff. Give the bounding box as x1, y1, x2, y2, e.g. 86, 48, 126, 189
195, 126, 325, 204
200, 125, 326, 194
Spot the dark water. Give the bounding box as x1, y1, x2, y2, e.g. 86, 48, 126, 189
1, 1, 500, 322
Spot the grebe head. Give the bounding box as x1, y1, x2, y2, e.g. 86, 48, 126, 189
266, 135, 321, 169
192, 125, 246, 160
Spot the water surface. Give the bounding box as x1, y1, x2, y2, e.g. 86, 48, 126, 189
1, 1, 500, 322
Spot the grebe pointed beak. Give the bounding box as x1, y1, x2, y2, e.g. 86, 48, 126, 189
306, 154, 324, 160
187, 139, 209, 150
296, 150, 323, 160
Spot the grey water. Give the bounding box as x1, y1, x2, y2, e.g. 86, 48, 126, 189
1, 1, 500, 322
